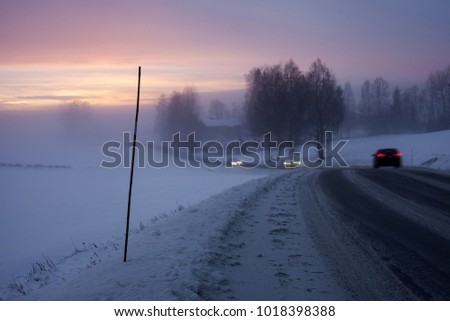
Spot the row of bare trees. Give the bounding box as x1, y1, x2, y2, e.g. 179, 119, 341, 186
423, 66, 450, 131
244, 58, 345, 157
154, 62, 449, 142
351, 66, 450, 135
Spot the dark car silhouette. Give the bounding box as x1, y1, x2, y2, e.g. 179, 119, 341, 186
373, 148, 402, 168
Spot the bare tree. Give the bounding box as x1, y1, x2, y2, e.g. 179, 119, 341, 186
343, 82, 356, 114
403, 85, 424, 132
371, 77, 390, 116
435, 66, 450, 127
306, 59, 344, 159
340, 81, 357, 138
283, 59, 307, 143
370, 77, 390, 133
424, 66, 450, 130
59, 100, 93, 138
156, 87, 203, 139
208, 99, 229, 120
245, 63, 286, 140
359, 80, 372, 118
359, 77, 390, 134
425, 72, 438, 128
391, 86, 403, 133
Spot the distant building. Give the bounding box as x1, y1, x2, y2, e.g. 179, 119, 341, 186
200, 117, 243, 141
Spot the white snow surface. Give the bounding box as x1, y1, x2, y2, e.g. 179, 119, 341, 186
2, 170, 344, 300
0, 166, 266, 293
1, 109, 449, 300
2, 173, 273, 300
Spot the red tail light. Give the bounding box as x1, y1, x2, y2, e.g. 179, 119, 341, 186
377, 153, 386, 157
394, 152, 402, 157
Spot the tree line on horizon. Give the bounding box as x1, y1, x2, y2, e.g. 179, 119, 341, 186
155, 59, 450, 144
345, 66, 450, 135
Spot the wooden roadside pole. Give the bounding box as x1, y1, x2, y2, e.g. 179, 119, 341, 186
124, 66, 141, 262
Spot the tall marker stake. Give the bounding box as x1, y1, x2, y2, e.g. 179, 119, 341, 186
124, 66, 141, 262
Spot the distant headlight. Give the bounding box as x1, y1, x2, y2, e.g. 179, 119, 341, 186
283, 160, 300, 168
231, 160, 243, 166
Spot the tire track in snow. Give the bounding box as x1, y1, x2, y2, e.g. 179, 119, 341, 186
304, 168, 450, 300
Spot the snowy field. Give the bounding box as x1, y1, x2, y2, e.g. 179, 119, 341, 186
1, 110, 449, 299
0, 110, 267, 292
0, 166, 266, 290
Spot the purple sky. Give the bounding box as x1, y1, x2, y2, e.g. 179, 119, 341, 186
1, 0, 449, 109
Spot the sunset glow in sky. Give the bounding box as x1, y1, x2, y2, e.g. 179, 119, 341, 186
1, 0, 449, 110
